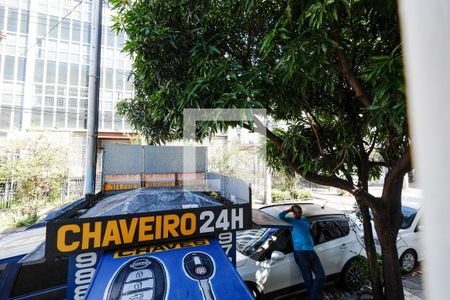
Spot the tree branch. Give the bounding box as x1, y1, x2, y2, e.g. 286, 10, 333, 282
250, 115, 381, 208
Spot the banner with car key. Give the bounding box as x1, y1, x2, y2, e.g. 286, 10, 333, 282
45, 204, 251, 257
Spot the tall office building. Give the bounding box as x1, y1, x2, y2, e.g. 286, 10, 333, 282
0, 0, 133, 137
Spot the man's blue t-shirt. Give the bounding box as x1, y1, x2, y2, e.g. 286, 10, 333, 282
278, 211, 315, 251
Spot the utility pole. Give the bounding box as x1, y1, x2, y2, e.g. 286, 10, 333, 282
84, 0, 103, 201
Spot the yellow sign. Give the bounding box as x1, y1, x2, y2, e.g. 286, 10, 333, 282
113, 238, 210, 258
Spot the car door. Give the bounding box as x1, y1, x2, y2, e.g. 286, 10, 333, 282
256, 229, 304, 294
312, 216, 354, 275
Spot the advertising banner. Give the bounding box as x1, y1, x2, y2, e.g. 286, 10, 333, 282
46, 204, 251, 257
85, 238, 253, 300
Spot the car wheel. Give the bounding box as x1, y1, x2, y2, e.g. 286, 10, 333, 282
400, 249, 417, 274
340, 257, 367, 291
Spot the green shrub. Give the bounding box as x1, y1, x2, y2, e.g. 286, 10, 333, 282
271, 189, 291, 202
291, 188, 313, 200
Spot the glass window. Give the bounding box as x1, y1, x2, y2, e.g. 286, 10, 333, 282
312, 220, 347, 245
31, 108, 41, 127
56, 97, 65, 107
0, 7, 4, 29
72, 20, 81, 42
34, 60, 44, 82
55, 109, 65, 128
4, 56, 15, 80
61, 18, 70, 41
34, 84, 43, 95
13, 110, 22, 129
105, 68, 113, 89
236, 228, 277, 256
49, 16, 59, 39
33, 96, 42, 106
45, 96, 54, 107
69, 87, 78, 97
83, 22, 91, 44
37, 14, 47, 37
46, 61, 57, 83
70, 64, 79, 85
102, 111, 112, 130
114, 115, 122, 131
67, 109, 77, 127
7, 8, 18, 32
58, 62, 68, 84
20, 11, 29, 34
107, 26, 115, 47
0, 108, 11, 129
117, 32, 125, 48
45, 86, 55, 95
401, 206, 418, 229
17, 58, 26, 81
80, 65, 89, 87
79, 109, 87, 129
57, 86, 66, 96
43, 110, 54, 127
80, 98, 88, 109
68, 98, 77, 108
115, 70, 123, 90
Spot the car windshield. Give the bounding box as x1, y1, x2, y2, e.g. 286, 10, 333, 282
400, 206, 417, 229
236, 228, 278, 256
368, 206, 417, 229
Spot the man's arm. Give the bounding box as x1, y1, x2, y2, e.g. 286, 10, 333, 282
278, 207, 293, 221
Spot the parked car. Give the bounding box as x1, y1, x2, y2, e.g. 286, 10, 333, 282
236, 203, 366, 299
371, 199, 423, 274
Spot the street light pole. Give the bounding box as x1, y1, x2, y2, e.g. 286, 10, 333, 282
84, 0, 103, 201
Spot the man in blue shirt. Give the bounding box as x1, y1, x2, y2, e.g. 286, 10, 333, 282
279, 205, 325, 300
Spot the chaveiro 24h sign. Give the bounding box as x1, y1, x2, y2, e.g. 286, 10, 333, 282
45, 204, 250, 257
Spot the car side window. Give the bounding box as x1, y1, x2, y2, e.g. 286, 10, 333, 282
269, 229, 293, 255
11, 257, 68, 298
313, 220, 348, 244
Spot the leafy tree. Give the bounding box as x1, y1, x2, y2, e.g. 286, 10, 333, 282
110, 0, 409, 298
0, 133, 70, 226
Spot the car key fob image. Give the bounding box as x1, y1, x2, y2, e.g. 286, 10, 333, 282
105, 257, 167, 300
183, 252, 215, 300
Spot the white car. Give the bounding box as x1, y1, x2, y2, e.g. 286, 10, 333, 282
236, 203, 366, 299
371, 200, 423, 274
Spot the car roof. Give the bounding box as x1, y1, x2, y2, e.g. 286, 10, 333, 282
260, 202, 345, 218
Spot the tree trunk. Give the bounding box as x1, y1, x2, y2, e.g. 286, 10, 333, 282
374, 171, 406, 300
358, 202, 383, 300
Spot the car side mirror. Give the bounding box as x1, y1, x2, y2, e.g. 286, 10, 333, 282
416, 225, 424, 232
270, 251, 285, 262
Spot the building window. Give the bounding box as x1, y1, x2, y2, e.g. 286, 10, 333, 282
105, 68, 113, 89
4, 56, 15, 80
45, 85, 55, 95
31, 108, 41, 127
72, 20, 81, 42
61, 18, 70, 41
68, 98, 77, 109
37, 14, 47, 37
17, 58, 26, 81
83, 22, 91, 44
79, 109, 87, 129
58, 62, 68, 84
115, 70, 123, 90
57, 86, 66, 96
34, 60, 44, 82
0, 108, 11, 129
80, 65, 89, 87
107, 26, 115, 48
67, 109, 77, 128
56, 97, 65, 108
46, 61, 57, 83
20, 11, 29, 34
49, 16, 59, 39
55, 109, 65, 128
69, 87, 78, 97
114, 115, 122, 131
13, 111, 22, 129
70, 64, 79, 85
43, 111, 54, 128
0, 7, 4, 29
80, 98, 88, 109
7, 8, 18, 33
44, 96, 54, 107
